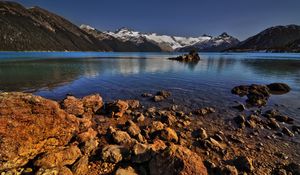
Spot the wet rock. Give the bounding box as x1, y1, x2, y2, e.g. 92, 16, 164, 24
268, 118, 281, 130
267, 83, 291, 94
275, 114, 294, 124
106, 100, 129, 117
142, 93, 153, 97
62, 96, 84, 116
82, 94, 103, 113
234, 114, 246, 128
160, 127, 178, 142
149, 144, 207, 175
194, 107, 216, 115
168, 50, 201, 62
153, 95, 165, 102
156, 90, 171, 98
115, 166, 138, 175
126, 120, 141, 137
282, 127, 294, 137
292, 125, 300, 133
131, 143, 152, 163
102, 145, 129, 163
233, 156, 254, 172
72, 155, 89, 175
233, 103, 246, 111
34, 145, 82, 168
0, 92, 79, 171
125, 100, 140, 109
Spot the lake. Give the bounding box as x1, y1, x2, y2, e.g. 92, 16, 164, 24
0, 52, 300, 121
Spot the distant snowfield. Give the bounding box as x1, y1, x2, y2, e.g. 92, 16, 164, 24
80, 25, 240, 51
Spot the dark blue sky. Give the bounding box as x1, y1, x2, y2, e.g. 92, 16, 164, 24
14, 0, 300, 40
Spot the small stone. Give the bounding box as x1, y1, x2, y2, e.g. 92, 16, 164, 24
268, 118, 281, 130
161, 113, 177, 125
156, 90, 171, 98
106, 100, 129, 118
142, 93, 153, 97
193, 128, 208, 139
233, 103, 246, 111
82, 94, 103, 113
62, 96, 84, 116
282, 127, 294, 137
125, 100, 140, 109
153, 95, 165, 102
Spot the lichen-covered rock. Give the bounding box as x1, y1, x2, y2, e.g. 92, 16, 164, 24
34, 145, 82, 168
0, 92, 79, 171
149, 145, 208, 175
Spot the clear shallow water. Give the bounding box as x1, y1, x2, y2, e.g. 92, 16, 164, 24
0, 52, 300, 120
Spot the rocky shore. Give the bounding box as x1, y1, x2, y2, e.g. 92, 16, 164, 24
0, 85, 299, 175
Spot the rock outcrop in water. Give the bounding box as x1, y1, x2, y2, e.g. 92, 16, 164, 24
231, 83, 291, 107
0, 89, 299, 175
168, 50, 200, 62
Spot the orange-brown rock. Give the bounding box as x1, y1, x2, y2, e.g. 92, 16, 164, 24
62, 96, 85, 116
82, 94, 103, 113
149, 145, 208, 175
34, 145, 82, 168
106, 100, 129, 117
0, 92, 79, 171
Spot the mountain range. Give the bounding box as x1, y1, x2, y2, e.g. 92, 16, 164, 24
0, 1, 299, 52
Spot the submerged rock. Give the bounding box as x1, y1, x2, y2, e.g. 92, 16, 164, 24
0, 92, 79, 171
267, 83, 291, 94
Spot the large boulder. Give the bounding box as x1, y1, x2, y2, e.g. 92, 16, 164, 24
149, 145, 208, 175
62, 96, 85, 116
0, 92, 79, 171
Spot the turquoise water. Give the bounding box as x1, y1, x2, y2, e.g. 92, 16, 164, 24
0, 52, 299, 120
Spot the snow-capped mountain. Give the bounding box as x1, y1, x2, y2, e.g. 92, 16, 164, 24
103, 27, 239, 52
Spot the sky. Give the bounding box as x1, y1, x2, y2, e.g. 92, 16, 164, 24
13, 0, 300, 40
